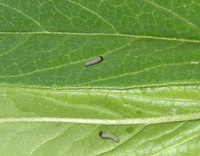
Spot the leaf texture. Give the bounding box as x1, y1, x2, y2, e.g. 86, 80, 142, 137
0, 0, 200, 155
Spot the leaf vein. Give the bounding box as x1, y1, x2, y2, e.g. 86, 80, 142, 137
0, 3, 45, 31
65, 0, 119, 33
0, 32, 200, 43
143, 0, 199, 29
79, 62, 197, 85
152, 133, 200, 156
0, 113, 200, 125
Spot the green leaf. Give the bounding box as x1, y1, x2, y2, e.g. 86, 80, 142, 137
0, 0, 200, 155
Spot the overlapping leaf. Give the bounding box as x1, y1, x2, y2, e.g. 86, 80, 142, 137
0, 0, 200, 155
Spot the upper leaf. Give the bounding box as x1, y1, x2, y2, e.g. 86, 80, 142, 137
0, 0, 200, 156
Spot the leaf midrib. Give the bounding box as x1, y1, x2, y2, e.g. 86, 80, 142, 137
1, 85, 199, 125
1, 32, 200, 43
0, 82, 200, 90
1, 113, 200, 125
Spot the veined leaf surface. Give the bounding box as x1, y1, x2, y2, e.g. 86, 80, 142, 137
0, 0, 200, 155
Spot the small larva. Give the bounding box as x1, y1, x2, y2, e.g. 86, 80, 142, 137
99, 131, 119, 142
85, 56, 103, 67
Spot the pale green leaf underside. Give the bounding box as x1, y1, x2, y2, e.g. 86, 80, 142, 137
0, 0, 200, 156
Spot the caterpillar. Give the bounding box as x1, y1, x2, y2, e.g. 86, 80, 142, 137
85, 56, 103, 66
99, 131, 119, 142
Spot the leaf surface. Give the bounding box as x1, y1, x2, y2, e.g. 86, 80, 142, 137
0, 0, 200, 155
